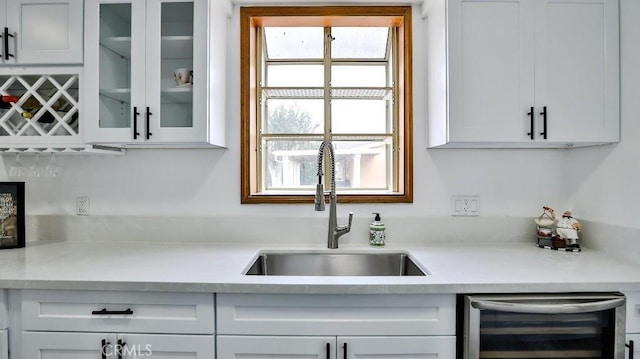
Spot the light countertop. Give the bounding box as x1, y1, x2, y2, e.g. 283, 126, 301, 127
0, 240, 639, 294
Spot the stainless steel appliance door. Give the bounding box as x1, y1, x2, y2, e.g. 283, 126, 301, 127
463, 293, 626, 359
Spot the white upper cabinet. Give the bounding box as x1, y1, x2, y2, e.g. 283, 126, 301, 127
0, 0, 83, 65
84, 0, 228, 147
426, 0, 619, 148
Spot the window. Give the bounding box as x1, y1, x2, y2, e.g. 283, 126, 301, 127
241, 6, 413, 204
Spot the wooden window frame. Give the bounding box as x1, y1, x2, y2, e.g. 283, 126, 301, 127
240, 6, 413, 204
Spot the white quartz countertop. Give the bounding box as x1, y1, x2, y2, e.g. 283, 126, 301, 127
0, 240, 639, 294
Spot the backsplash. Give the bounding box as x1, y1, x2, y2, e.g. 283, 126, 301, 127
26, 215, 535, 246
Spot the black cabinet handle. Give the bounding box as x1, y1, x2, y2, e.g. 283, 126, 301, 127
101, 339, 111, 359
343, 342, 347, 359
3, 27, 14, 61
91, 308, 133, 315
326, 343, 330, 359
627, 340, 635, 359
117, 339, 126, 359
133, 106, 140, 139
527, 106, 534, 140
539, 106, 548, 139
145, 106, 152, 139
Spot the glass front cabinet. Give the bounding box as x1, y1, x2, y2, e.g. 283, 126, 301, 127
84, 0, 227, 147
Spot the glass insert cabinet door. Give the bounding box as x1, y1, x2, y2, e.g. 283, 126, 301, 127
84, 0, 207, 144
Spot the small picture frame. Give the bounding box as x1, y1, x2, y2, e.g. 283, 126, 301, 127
0, 182, 25, 249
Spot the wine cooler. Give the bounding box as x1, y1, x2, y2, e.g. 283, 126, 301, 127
460, 293, 627, 359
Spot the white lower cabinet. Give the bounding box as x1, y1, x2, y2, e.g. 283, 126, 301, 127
10, 289, 215, 359
0, 290, 6, 359
217, 294, 457, 359
627, 334, 640, 359
626, 292, 640, 358
22, 332, 214, 358
0, 330, 7, 359
217, 335, 456, 358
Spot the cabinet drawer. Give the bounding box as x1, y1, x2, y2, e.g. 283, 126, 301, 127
217, 294, 456, 336
19, 290, 214, 334
0, 290, 6, 329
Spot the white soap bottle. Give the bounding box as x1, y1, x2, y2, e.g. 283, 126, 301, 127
369, 212, 386, 247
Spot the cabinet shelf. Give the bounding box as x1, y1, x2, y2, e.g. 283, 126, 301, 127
99, 88, 131, 103
100, 37, 132, 59
161, 87, 193, 104
161, 36, 194, 59
100, 36, 193, 60
99, 87, 193, 104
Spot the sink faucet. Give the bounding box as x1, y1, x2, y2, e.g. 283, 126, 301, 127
315, 140, 353, 249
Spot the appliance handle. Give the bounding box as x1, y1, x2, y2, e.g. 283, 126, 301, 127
470, 297, 625, 314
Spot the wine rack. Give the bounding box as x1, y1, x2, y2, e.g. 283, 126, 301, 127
0, 71, 82, 148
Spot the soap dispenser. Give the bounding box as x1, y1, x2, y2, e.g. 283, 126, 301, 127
369, 212, 386, 247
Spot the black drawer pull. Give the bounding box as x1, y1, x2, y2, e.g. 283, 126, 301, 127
627, 340, 635, 359
117, 339, 127, 359
92, 308, 133, 315
101, 339, 111, 359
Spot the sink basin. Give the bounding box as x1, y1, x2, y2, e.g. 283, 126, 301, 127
244, 251, 428, 276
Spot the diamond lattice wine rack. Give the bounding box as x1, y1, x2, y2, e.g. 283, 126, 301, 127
0, 70, 82, 149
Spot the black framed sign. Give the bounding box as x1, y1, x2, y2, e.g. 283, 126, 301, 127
0, 182, 25, 249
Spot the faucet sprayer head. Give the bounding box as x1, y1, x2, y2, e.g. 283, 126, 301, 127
314, 183, 325, 211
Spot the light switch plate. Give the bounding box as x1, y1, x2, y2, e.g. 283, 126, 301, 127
451, 195, 480, 216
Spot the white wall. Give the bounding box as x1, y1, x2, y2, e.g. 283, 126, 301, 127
567, 0, 640, 230
0, 5, 595, 243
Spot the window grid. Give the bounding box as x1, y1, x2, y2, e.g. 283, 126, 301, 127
257, 26, 398, 193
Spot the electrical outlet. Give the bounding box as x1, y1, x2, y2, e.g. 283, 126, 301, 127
451, 195, 480, 216
77, 197, 90, 216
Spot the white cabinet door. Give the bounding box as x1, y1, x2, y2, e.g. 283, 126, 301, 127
22, 332, 116, 359
84, 0, 223, 146
340, 336, 456, 359
1, 0, 83, 65
427, 0, 619, 148
22, 332, 215, 359
534, 0, 619, 144
217, 335, 336, 359
447, 0, 534, 143
0, 290, 6, 329
0, 330, 7, 359
143, 0, 208, 144
218, 335, 457, 359
626, 334, 640, 359
119, 334, 214, 358
84, 0, 146, 144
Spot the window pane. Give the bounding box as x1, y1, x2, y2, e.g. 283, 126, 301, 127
264, 139, 322, 189
267, 64, 324, 87
264, 27, 324, 59
332, 65, 387, 87
331, 27, 389, 59
331, 140, 390, 190
264, 99, 324, 134
332, 99, 389, 134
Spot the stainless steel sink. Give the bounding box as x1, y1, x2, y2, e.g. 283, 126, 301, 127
244, 251, 428, 276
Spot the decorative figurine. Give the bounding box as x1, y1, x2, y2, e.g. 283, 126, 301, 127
551, 209, 581, 250
534, 206, 581, 252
